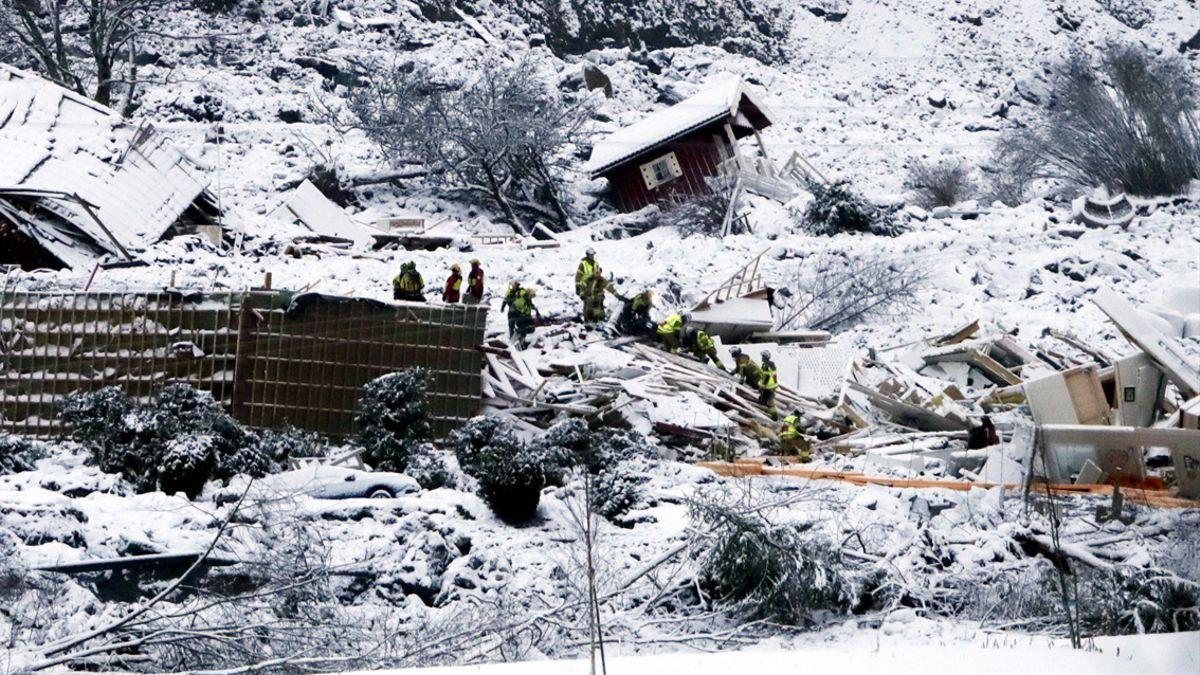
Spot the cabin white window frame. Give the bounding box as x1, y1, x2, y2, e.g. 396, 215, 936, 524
639, 151, 684, 190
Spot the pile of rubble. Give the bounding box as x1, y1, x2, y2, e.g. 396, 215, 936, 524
482, 256, 1200, 510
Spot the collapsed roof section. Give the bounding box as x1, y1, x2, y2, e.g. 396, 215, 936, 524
269, 179, 387, 248
0, 65, 221, 269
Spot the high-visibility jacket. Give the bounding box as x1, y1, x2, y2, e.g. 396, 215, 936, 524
760, 361, 779, 390
695, 330, 715, 353
394, 270, 423, 293
779, 414, 800, 440
443, 272, 462, 302
657, 314, 684, 336
467, 266, 484, 297
507, 288, 535, 316
736, 358, 763, 389
575, 258, 596, 293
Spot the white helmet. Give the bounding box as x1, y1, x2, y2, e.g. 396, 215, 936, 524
585, 247, 595, 256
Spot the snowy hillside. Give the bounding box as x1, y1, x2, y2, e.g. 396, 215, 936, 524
2, 0, 1200, 673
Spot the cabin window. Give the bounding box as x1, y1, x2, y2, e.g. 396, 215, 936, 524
639, 152, 683, 190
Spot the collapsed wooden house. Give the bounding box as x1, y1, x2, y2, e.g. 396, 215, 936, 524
0, 65, 221, 270
585, 77, 798, 213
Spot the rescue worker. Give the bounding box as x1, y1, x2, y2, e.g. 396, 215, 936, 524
582, 270, 614, 323
616, 290, 655, 336
656, 313, 687, 352
684, 325, 725, 371
759, 351, 780, 420
442, 264, 463, 303
575, 247, 599, 314
392, 261, 425, 302
501, 281, 540, 349
731, 347, 775, 418
779, 409, 812, 461
464, 259, 485, 305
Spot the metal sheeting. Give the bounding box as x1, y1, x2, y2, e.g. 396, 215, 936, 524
0, 289, 486, 439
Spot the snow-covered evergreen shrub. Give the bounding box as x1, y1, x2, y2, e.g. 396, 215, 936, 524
405, 444, 456, 490
690, 493, 852, 625
356, 369, 432, 472
256, 425, 327, 467
61, 384, 262, 497
457, 424, 545, 524
801, 179, 900, 236
537, 421, 652, 519
447, 416, 514, 474
0, 528, 27, 601
0, 436, 45, 475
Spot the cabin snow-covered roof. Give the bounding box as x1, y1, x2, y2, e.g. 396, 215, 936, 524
0, 65, 217, 266
585, 77, 775, 179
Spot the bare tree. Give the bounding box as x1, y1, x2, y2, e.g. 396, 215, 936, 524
991, 43, 1200, 198
776, 251, 928, 332
349, 56, 591, 232
0, 0, 169, 113
904, 158, 976, 209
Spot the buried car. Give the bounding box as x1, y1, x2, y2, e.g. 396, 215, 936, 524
216, 465, 420, 504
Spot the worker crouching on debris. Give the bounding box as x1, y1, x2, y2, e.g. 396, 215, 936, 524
617, 290, 655, 336
731, 347, 776, 420
464, 259, 484, 304
393, 262, 425, 302
502, 281, 540, 349
684, 325, 725, 371
656, 313, 687, 352
443, 264, 463, 303
779, 409, 812, 462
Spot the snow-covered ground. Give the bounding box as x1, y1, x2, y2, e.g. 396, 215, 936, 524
363, 629, 1200, 675
2, 0, 1200, 673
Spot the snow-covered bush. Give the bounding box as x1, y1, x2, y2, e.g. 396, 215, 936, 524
451, 418, 544, 523
993, 44, 1200, 198
0, 527, 27, 601
405, 444, 456, 491
801, 180, 900, 236
60, 385, 262, 497
536, 421, 652, 519
904, 158, 976, 209
257, 425, 327, 466
0, 436, 45, 475
690, 492, 853, 625
356, 369, 432, 472
447, 416, 514, 474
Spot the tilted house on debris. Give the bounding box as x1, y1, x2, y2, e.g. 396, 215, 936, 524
0, 65, 221, 270
584, 77, 784, 213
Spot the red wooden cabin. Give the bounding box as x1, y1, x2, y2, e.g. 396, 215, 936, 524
585, 78, 775, 213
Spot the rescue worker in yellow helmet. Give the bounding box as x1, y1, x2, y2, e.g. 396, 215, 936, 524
759, 350, 780, 420
656, 312, 686, 352
442, 264, 463, 303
